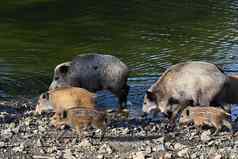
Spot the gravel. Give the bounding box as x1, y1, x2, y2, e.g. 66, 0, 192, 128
0, 98, 237, 158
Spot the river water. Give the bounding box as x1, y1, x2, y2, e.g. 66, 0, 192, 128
0, 0, 238, 116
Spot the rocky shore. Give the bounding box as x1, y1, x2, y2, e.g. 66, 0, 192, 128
0, 98, 237, 159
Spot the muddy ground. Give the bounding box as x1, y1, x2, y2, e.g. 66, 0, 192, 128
0, 98, 237, 159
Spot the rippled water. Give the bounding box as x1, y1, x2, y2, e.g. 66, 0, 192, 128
0, 0, 238, 115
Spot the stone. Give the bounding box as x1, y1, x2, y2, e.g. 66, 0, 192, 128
154, 137, 165, 144
174, 143, 186, 150
36, 139, 43, 147
161, 152, 173, 159
1, 129, 13, 139
99, 144, 113, 154
0, 142, 5, 148
79, 138, 92, 147
201, 130, 211, 142
177, 148, 189, 158
13, 143, 24, 152
152, 144, 166, 152
97, 154, 104, 159
122, 128, 130, 135
208, 153, 222, 159
64, 149, 76, 159
133, 151, 146, 159
145, 146, 152, 154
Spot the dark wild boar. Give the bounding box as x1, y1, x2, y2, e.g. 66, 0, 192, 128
49, 54, 129, 109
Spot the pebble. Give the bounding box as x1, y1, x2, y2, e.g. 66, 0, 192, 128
0, 142, 5, 148
177, 148, 189, 158
152, 144, 166, 152
97, 154, 104, 159
145, 146, 152, 154
174, 143, 186, 150
13, 143, 25, 152
133, 151, 146, 159
99, 144, 113, 154
201, 130, 211, 142
64, 149, 76, 159
208, 153, 222, 159
79, 138, 92, 147
163, 152, 173, 159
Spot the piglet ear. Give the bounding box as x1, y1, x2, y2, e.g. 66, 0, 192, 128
146, 91, 156, 101
61, 111, 68, 119
186, 109, 190, 116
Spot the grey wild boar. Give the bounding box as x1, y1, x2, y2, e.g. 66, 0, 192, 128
49, 54, 129, 109
179, 106, 232, 135
35, 87, 96, 114
143, 61, 238, 119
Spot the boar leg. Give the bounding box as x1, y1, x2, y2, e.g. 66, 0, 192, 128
223, 119, 233, 134
100, 128, 106, 142
212, 121, 222, 135
113, 85, 129, 110
170, 103, 187, 122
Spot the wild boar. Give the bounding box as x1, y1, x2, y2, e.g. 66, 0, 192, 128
35, 87, 96, 114
51, 107, 107, 139
143, 61, 238, 119
49, 54, 129, 109
179, 106, 232, 135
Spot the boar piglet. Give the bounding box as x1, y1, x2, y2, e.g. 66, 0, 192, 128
179, 106, 232, 135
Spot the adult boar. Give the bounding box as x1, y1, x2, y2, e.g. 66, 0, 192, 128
143, 61, 238, 119
49, 54, 129, 109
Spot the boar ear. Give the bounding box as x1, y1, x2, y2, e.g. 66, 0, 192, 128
146, 91, 156, 101
59, 65, 69, 74
42, 92, 49, 100
186, 109, 190, 116
61, 111, 68, 119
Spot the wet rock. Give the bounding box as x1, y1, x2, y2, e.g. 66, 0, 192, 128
200, 130, 211, 142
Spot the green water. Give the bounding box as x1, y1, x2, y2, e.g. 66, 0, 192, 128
0, 0, 238, 97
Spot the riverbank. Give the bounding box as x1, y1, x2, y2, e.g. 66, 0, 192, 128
0, 98, 237, 159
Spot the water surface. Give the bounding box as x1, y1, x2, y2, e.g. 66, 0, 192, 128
0, 0, 238, 115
